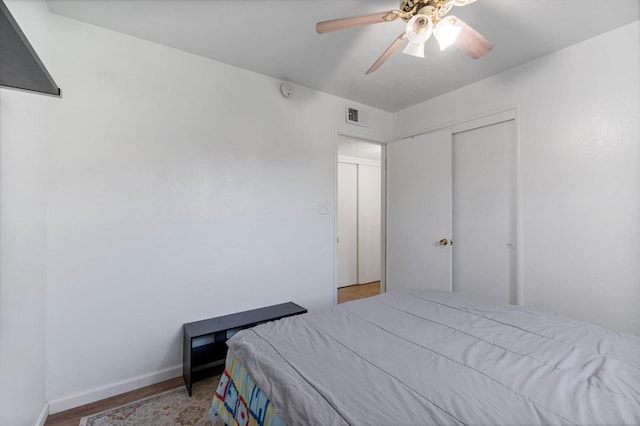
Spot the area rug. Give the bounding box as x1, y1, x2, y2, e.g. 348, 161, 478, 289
79, 375, 225, 426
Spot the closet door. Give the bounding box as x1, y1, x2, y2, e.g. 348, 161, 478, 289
337, 162, 358, 287
357, 164, 381, 284
386, 129, 453, 291
452, 120, 516, 304
385, 119, 516, 303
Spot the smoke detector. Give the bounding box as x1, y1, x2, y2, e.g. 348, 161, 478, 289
280, 82, 294, 98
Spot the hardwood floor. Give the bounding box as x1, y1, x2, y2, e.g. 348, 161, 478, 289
45, 376, 186, 426
337, 281, 381, 304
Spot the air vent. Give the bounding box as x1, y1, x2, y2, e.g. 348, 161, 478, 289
346, 106, 369, 127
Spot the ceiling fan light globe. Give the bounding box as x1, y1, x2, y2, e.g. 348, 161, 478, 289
434, 18, 462, 51
404, 14, 433, 44
402, 42, 426, 58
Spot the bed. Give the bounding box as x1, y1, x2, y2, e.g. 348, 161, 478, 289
211, 289, 640, 425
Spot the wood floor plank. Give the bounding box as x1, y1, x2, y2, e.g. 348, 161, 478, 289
337, 281, 380, 304
45, 377, 185, 426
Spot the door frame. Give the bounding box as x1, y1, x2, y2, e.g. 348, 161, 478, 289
391, 107, 523, 306
334, 132, 387, 305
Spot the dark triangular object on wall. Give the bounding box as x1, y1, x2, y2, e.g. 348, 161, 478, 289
0, 0, 61, 96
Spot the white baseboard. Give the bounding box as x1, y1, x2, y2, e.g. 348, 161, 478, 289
47, 364, 182, 414
34, 403, 48, 426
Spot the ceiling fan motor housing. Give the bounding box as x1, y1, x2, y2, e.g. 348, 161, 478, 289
401, 0, 466, 23
400, 0, 437, 20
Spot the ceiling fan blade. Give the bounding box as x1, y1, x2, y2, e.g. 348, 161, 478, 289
316, 11, 397, 34
366, 33, 407, 74
452, 18, 493, 59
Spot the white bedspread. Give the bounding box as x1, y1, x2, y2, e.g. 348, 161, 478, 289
227, 290, 640, 426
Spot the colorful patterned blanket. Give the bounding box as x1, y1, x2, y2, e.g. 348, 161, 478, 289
211, 351, 285, 426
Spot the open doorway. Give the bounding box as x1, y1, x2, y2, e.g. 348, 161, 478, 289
336, 135, 385, 304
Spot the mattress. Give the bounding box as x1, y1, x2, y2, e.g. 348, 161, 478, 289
215, 290, 640, 425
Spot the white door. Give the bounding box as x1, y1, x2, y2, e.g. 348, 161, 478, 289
386, 129, 453, 292
357, 164, 381, 284
452, 120, 516, 304
337, 162, 358, 287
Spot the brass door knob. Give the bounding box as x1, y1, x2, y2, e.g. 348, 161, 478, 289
439, 238, 449, 246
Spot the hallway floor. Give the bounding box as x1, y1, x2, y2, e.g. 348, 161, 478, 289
337, 281, 381, 304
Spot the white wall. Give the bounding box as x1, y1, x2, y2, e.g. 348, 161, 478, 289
0, 2, 51, 425
1, 0, 392, 419
0, 79, 49, 426
394, 21, 640, 335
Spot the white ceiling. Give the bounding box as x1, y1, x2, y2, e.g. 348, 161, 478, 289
338, 137, 382, 162
46, 0, 640, 112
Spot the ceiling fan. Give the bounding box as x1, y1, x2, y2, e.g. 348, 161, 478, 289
316, 0, 494, 74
